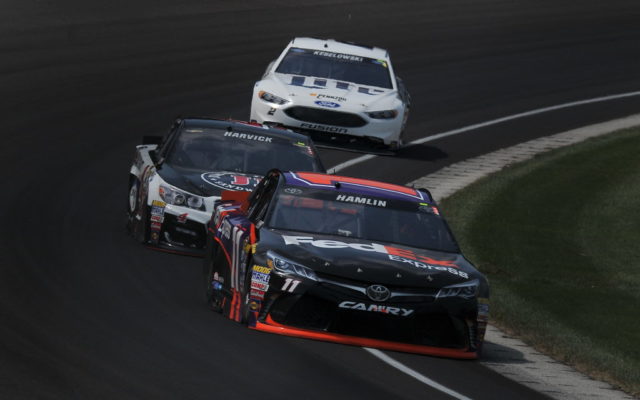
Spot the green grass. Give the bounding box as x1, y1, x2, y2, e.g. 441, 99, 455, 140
442, 127, 640, 396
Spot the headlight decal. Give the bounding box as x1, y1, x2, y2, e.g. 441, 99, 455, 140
367, 109, 398, 119
258, 90, 289, 105
159, 184, 205, 211
436, 279, 479, 299
267, 251, 318, 281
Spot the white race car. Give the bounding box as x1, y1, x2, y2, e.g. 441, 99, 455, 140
250, 37, 410, 152
127, 117, 325, 255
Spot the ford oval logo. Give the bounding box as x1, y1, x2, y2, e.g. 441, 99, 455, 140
314, 100, 341, 108
366, 284, 391, 302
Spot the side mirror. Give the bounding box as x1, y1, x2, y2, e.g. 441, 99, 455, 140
142, 135, 163, 145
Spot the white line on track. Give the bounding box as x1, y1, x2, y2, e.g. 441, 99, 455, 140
329, 90, 640, 173
352, 90, 640, 399
364, 348, 473, 400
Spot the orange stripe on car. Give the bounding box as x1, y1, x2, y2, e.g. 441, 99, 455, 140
253, 315, 477, 359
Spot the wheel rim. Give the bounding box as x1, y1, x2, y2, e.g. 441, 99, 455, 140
128, 183, 138, 213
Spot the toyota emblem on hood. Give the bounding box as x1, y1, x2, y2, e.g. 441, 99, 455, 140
366, 284, 390, 302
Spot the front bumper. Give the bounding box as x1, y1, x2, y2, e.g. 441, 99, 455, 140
147, 203, 213, 256
251, 100, 403, 146
254, 316, 477, 359
249, 273, 482, 358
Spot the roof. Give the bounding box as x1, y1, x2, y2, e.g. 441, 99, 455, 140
283, 172, 432, 203
182, 118, 311, 142
288, 37, 389, 60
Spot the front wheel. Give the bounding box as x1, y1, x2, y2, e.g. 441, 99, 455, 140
127, 178, 140, 216
203, 238, 223, 313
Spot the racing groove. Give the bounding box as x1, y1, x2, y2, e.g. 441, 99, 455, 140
1, 1, 640, 398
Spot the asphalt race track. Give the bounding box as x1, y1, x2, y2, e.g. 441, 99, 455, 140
2, 1, 639, 398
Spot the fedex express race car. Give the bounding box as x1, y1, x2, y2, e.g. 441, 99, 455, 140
204, 170, 490, 358
250, 37, 411, 152
126, 118, 325, 255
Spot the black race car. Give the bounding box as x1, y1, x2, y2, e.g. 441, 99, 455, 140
126, 118, 325, 255
204, 170, 489, 358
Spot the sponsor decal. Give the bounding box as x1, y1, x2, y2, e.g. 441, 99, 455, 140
150, 215, 163, 223
282, 235, 468, 278
314, 100, 341, 108
151, 200, 166, 207
300, 123, 348, 134
223, 131, 273, 142
388, 255, 469, 279
150, 222, 162, 230
336, 194, 386, 207
151, 206, 164, 216
311, 93, 347, 102
202, 172, 261, 191
252, 265, 272, 274
249, 300, 260, 311
250, 289, 265, 300
251, 271, 270, 284
177, 213, 188, 224
312, 50, 363, 62
251, 281, 269, 291
339, 301, 414, 317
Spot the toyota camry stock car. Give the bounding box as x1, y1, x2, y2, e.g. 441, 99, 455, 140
204, 170, 490, 358
250, 37, 411, 152
126, 118, 325, 255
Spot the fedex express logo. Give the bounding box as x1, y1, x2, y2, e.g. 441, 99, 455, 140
282, 236, 468, 279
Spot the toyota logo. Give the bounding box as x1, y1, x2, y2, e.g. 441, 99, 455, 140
366, 284, 390, 302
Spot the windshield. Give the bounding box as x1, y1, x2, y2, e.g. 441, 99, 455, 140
275, 47, 393, 89
165, 127, 322, 174
267, 188, 459, 253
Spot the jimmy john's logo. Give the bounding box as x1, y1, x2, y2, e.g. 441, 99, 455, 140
339, 301, 414, 317
336, 194, 386, 207
282, 236, 469, 279
202, 172, 261, 191
224, 131, 273, 142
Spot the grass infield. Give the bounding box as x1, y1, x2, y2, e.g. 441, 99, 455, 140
442, 127, 640, 396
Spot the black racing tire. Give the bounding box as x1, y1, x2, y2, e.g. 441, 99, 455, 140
126, 177, 140, 233
238, 243, 256, 325
203, 237, 223, 313
127, 177, 140, 217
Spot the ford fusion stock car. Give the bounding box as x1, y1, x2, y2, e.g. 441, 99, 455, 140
127, 118, 324, 255
250, 37, 410, 152
205, 170, 489, 358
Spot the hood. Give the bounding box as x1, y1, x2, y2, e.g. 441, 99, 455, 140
265, 73, 400, 112
157, 164, 261, 197
259, 229, 478, 288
